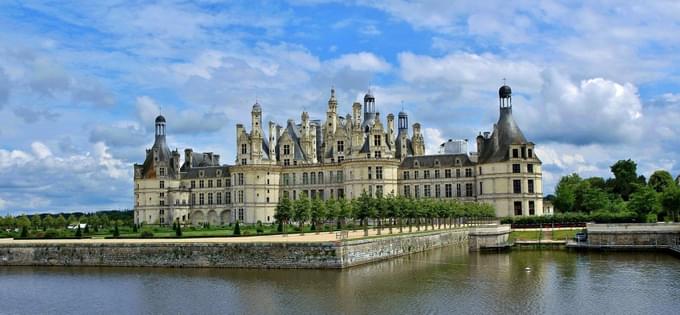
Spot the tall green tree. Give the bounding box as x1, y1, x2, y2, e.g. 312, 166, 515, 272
648, 170, 675, 193
337, 198, 352, 230
31, 215, 42, 230
554, 173, 582, 212
660, 185, 680, 222
16, 215, 31, 229
325, 199, 339, 232
355, 191, 375, 236
274, 196, 293, 234
310, 197, 326, 233
627, 185, 660, 221
293, 194, 311, 234
610, 159, 639, 200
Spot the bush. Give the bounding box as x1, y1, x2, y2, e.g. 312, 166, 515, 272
233, 221, 241, 235
44, 230, 59, 239
133, 224, 138, 233
113, 225, 120, 238
277, 221, 283, 232
175, 224, 182, 237
75, 226, 82, 238
20, 226, 28, 238
141, 231, 154, 238
256, 221, 264, 235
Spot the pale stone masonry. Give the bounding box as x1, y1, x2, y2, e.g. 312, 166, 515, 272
134, 84, 543, 225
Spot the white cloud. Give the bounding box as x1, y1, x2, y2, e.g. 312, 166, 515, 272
330, 52, 391, 73
423, 127, 445, 155
523, 70, 643, 145
31, 142, 52, 159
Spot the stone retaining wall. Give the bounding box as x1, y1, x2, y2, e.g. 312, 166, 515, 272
586, 223, 680, 248
0, 229, 468, 269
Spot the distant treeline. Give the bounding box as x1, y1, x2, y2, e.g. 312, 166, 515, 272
1, 210, 133, 230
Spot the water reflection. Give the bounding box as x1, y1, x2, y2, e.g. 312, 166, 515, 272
1, 248, 678, 314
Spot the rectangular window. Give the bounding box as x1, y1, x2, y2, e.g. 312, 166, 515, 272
404, 185, 411, 198
465, 168, 472, 177
238, 209, 244, 221
528, 179, 535, 193
424, 170, 430, 179
318, 172, 324, 184
414, 171, 419, 179
513, 164, 521, 173
514, 201, 523, 216
435, 184, 441, 198
200, 180, 204, 188
199, 193, 205, 205
376, 166, 383, 179
376, 185, 383, 197
513, 148, 519, 158
337, 156, 344, 163
456, 169, 461, 178
374, 135, 381, 146
284, 159, 290, 166
336, 170, 343, 182
368, 167, 372, 180
208, 192, 213, 205
479, 182, 483, 195
374, 151, 381, 158
241, 143, 247, 154
337, 141, 344, 152
465, 183, 473, 197
225, 192, 231, 204
217, 179, 222, 187
415, 185, 420, 198
159, 168, 165, 176
434, 170, 440, 179
241, 159, 247, 165
528, 148, 533, 158
217, 192, 222, 204
284, 145, 290, 155
191, 181, 196, 189
529, 201, 535, 215
159, 180, 164, 189
445, 184, 452, 198
337, 188, 344, 198
513, 179, 522, 194
208, 180, 213, 188
424, 185, 431, 197
311, 172, 317, 185
303, 173, 309, 185
283, 174, 290, 186
238, 173, 244, 185
403, 171, 410, 180
527, 164, 534, 173
238, 190, 244, 203
456, 184, 461, 197
191, 193, 196, 205
445, 169, 452, 178
159, 192, 164, 206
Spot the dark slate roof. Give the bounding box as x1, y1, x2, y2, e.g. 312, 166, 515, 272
477, 107, 530, 163
275, 120, 307, 161
400, 154, 475, 168
155, 115, 166, 123
181, 165, 231, 179
395, 133, 413, 158
141, 135, 177, 178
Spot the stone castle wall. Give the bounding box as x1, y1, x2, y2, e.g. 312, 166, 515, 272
0, 229, 469, 269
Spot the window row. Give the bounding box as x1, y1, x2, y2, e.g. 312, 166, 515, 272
403, 168, 473, 180
403, 183, 473, 198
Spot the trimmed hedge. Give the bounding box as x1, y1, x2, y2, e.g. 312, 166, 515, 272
501, 211, 639, 225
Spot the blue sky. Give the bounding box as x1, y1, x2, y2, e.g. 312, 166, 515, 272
2, 0, 680, 214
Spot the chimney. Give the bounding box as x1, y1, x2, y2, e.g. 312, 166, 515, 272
184, 148, 193, 169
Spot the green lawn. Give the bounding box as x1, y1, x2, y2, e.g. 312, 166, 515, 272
509, 229, 582, 242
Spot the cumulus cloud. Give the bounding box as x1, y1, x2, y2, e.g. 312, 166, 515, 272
423, 127, 446, 155
89, 122, 147, 147
523, 70, 643, 145
329, 52, 391, 73
134, 95, 227, 134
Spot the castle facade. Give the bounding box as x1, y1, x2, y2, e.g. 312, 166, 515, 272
133, 85, 543, 225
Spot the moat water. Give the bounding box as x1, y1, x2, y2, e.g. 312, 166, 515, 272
1, 247, 679, 314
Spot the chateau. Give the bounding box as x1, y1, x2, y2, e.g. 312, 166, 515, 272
134, 85, 544, 225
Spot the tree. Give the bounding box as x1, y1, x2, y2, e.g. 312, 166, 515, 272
55, 215, 67, 229
176, 220, 183, 237
43, 215, 55, 229
274, 196, 293, 235
293, 194, 311, 234
66, 214, 77, 225
233, 221, 241, 235
355, 191, 375, 236
660, 185, 680, 222
627, 185, 660, 221
31, 215, 42, 230
337, 198, 352, 230
20, 226, 28, 238
310, 197, 326, 233
75, 225, 82, 238
113, 224, 120, 238
16, 215, 31, 229
554, 173, 582, 212
610, 159, 639, 200
648, 170, 675, 193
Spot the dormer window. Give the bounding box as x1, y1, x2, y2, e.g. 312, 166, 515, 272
414, 160, 419, 167
159, 168, 165, 176
528, 148, 533, 158
434, 160, 440, 167
283, 145, 291, 155
241, 143, 247, 154
512, 148, 519, 158
199, 170, 204, 178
